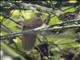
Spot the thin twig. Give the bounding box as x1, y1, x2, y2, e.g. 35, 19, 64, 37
0, 24, 80, 40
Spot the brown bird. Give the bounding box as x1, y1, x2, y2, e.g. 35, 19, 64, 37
22, 13, 43, 51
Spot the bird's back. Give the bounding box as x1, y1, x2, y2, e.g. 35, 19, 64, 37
22, 16, 42, 51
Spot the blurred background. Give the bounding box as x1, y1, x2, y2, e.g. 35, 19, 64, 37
0, 0, 80, 60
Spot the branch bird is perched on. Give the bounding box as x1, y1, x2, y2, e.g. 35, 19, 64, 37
21, 13, 43, 51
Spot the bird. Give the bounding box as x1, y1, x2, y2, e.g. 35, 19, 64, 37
21, 13, 43, 51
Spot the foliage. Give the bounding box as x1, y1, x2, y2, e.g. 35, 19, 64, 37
0, 1, 80, 60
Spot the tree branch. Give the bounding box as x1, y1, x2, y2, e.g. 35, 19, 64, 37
1, 23, 80, 40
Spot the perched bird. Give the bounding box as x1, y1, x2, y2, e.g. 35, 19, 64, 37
21, 13, 43, 51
